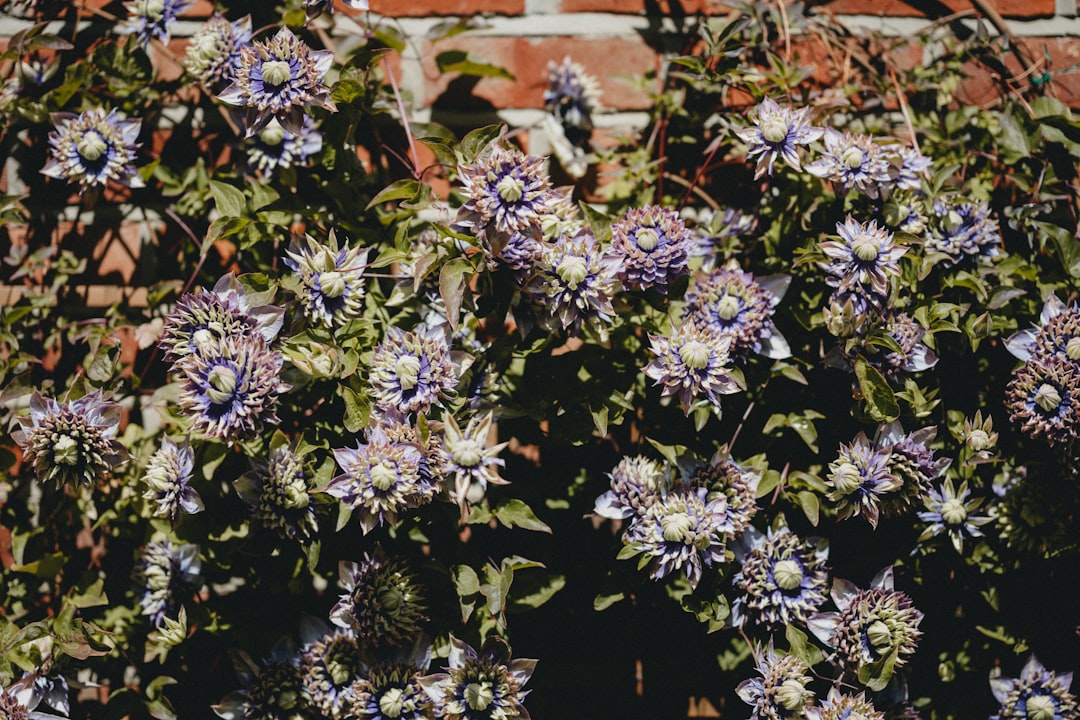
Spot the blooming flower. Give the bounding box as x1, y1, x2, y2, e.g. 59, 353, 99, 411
440, 412, 508, 510
875, 422, 950, 517
420, 636, 536, 720
736, 641, 815, 720
877, 311, 938, 374
235, 444, 319, 542
369, 326, 457, 416
1005, 294, 1080, 364
371, 408, 445, 503
457, 145, 553, 247
300, 626, 365, 719
247, 116, 323, 176
523, 228, 621, 337
217, 26, 337, 136
644, 320, 742, 415
694, 206, 758, 263
133, 540, 201, 627
808, 567, 923, 688
11, 390, 128, 488
594, 455, 670, 520
184, 14, 252, 88
1006, 353, 1080, 444
121, 0, 193, 47
284, 230, 368, 329
925, 196, 1001, 261
819, 216, 906, 300
732, 526, 830, 629
607, 205, 693, 291
826, 432, 901, 528
683, 454, 759, 540
175, 333, 288, 442
327, 426, 426, 534
351, 662, 434, 720
990, 656, 1077, 720
41, 108, 143, 194
822, 290, 874, 338
214, 650, 314, 720
804, 687, 885, 720
806, 129, 891, 198
881, 144, 931, 191
684, 261, 791, 358
544, 56, 600, 138
0, 676, 69, 720
735, 98, 823, 178
330, 552, 427, 646
142, 437, 203, 524
625, 486, 730, 589
917, 478, 992, 553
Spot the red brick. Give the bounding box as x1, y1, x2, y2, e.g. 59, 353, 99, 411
420, 36, 661, 110
815, 0, 1053, 19
558, 0, 733, 13
955, 37, 1080, 108
372, 0, 524, 17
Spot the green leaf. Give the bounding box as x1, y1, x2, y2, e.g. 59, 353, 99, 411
492, 498, 552, 533
209, 179, 247, 217
594, 591, 625, 611
366, 179, 422, 210
70, 578, 108, 609
509, 572, 565, 609
855, 358, 899, 422
436, 50, 515, 80
795, 490, 820, 526
439, 257, 472, 330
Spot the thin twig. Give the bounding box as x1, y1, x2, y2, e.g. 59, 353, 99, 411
382, 56, 422, 180
888, 67, 920, 153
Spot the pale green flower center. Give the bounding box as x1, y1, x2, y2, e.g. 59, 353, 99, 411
966, 428, 992, 451
866, 619, 893, 651
53, 434, 80, 466
77, 132, 108, 162
282, 482, 309, 509
206, 365, 238, 404
941, 497, 967, 526
555, 255, 588, 289
452, 440, 483, 469
192, 328, 216, 355
275, 688, 298, 710
328, 657, 352, 686
851, 233, 880, 262
760, 116, 789, 144
496, 174, 525, 203
369, 462, 398, 491
661, 511, 695, 544
716, 294, 740, 321
944, 209, 964, 232
464, 681, 495, 711
379, 687, 405, 718
841, 146, 865, 169
776, 679, 810, 711
679, 340, 711, 370
541, 214, 563, 241
635, 228, 660, 252
1034, 383, 1062, 413
261, 61, 292, 87
140, 0, 166, 18
192, 32, 220, 59
379, 585, 404, 615
259, 122, 285, 146
319, 271, 347, 299
1067, 337, 1080, 361
394, 355, 422, 391
773, 559, 804, 590
830, 462, 863, 495
1026, 695, 1056, 720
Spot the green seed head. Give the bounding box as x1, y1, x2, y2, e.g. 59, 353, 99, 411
261, 61, 292, 87
555, 255, 588, 289
776, 679, 810, 711
1034, 383, 1062, 413
941, 497, 967, 526
496, 174, 525, 203
761, 117, 789, 144
678, 340, 711, 370
369, 462, 398, 492
394, 355, 422, 391
716, 294, 740, 321
635, 228, 660, 252
319, 271, 347, 299
53, 434, 79, 466
830, 462, 863, 495
464, 682, 495, 712
77, 132, 108, 161
773, 559, 804, 591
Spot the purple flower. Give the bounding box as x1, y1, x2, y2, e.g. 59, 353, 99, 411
369, 326, 457, 416
142, 437, 203, 524
352, 661, 434, 720
736, 641, 815, 719
682, 454, 759, 540
826, 432, 901, 528
819, 216, 906, 300
235, 444, 319, 543
544, 56, 600, 135
805, 688, 885, 720
1005, 294, 1080, 364
684, 261, 791, 359
213, 647, 312, 720
11, 390, 128, 488
420, 636, 536, 720
217, 26, 337, 136
457, 145, 553, 247
643, 321, 742, 415
875, 422, 950, 517
990, 656, 1077, 720
806, 129, 891, 198
1006, 353, 1080, 445
327, 426, 426, 534
607, 205, 693, 291
330, 551, 427, 646
284, 229, 368, 329
184, 14, 252, 88
133, 540, 201, 627
441, 412, 508, 511
299, 625, 364, 719
732, 526, 829, 629
881, 144, 931, 191
41, 108, 143, 194
120, 0, 194, 47
594, 455, 670, 520
917, 478, 992, 553
523, 228, 621, 337
247, 116, 323, 176
925, 196, 1001, 262
735, 98, 823, 179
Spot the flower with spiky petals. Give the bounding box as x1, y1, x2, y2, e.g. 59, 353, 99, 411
826, 433, 901, 529
538, 186, 585, 242
644, 321, 742, 415
879, 311, 938, 373
420, 636, 536, 720
214, 650, 316, 720
184, 14, 252, 88
523, 228, 621, 337
608, 205, 693, 291
352, 662, 434, 720
684, 261, 791, 358
159, 273, 284, 363
41, 108, 143, 194
1006, 294, 1080, 364
875, 422, 950, 517
133, 540, 201, 627
881, 144, 931, 191
990, 656, 1077, 720
175, 334, 288, 442
732, 526, 829, 629
819, 216, 906, 300
823, 290, 874, 338
284, 230, 368, 329
594, 455, 670, 520
371, 408, 445, 502
925, 196, 1001, 261
327, 426, 426, 534
735, 98, 823, 179
962, 409, 999, 460
917, 478, 992, 553
806, 129, 891, 198
441, 412, 509, 509
625, 486, 730, 589
494, 229, 546, 280
457, 145, 553, 247
0, 687, 29, 720
808, 567, 923, 685
1006, 353, 1080, 444
236, 444, 319, 542
684, 454, 759, 540
11, 390, 128, 488
247, 116, 323, 176
884, 190, 928, 235
736, 641, 815, 720
544, 56, 600, 138
805, 688, 885, 720
121, 0, 193, 47
330, 552, 427, 646
217, 26, 337, 136
300, 628, 365, 719
694, 206, 759, 263
369, 325, 457, 416
142, 437, 203, 524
